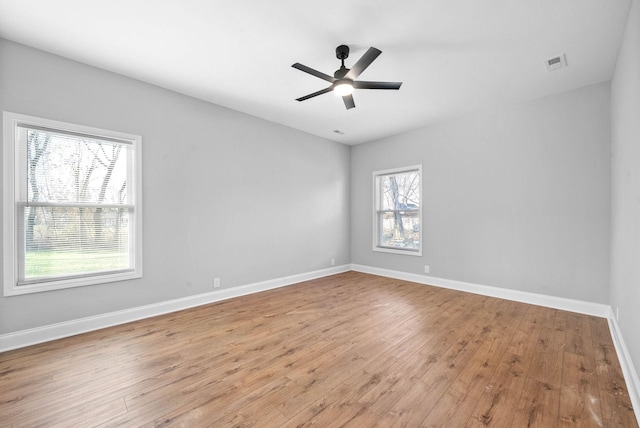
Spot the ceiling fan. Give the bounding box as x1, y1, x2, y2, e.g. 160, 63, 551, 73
292, 45, 402, 110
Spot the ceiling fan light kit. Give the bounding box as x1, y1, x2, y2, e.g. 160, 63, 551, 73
292, 44, 402, 110
333, 80, 354, 97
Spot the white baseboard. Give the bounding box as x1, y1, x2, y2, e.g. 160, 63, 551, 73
351, 263, 639, 423
0, 264, 351, 353
607, 310, 640, 426
351, 264, 610, 317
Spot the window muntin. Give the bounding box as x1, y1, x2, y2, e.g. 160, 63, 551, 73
3, 112, 142, 295
373, 166, 422, 256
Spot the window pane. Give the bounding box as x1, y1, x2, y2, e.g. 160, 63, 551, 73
26, 129, 131, 205
379, 211, 420, 250
22, 206, 131, 281
380, 171, 420, 211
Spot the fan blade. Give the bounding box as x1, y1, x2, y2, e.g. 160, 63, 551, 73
354, 81, 402, 90
292, 63, 336, 83
296, 86, 334, 102
345, 47, 382, 80
342, 94, 355, 110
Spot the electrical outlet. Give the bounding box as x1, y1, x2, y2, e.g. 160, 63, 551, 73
331, 258, 335, 266
213, 278, 221, 288
424, 265, 430, 274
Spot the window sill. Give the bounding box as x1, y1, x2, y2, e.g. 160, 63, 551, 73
4, 270, 142, 296
373, 246, 422, 257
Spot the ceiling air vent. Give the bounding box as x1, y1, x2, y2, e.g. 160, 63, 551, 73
546, 53, 567, 72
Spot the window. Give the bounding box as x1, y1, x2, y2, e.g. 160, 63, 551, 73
373, 165, 422, 256
3, 112, 142, 296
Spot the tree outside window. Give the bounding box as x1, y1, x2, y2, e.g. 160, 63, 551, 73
23, 129, 131, 280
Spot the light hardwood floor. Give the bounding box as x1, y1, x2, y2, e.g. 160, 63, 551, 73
0, 271, 637, 427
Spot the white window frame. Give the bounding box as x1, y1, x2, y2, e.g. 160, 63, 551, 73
3, 112, 143, 296
373, 165, 422, 256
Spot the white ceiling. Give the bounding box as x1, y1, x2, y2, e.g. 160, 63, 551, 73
0, 0, 632, 145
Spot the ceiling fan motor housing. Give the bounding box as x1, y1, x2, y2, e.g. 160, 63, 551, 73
334, 67, 349, 79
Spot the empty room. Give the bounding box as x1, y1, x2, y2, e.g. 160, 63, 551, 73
1, 0, 639, 426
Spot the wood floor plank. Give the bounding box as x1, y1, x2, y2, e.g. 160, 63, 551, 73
285, 382, 381, 428
467, 355, 528, 426
511, 376, 561, 427
558, 351, 603, 427
448, 299, 524, 400
422, 387, 479, 428
527, 323, 566, 388
0, 271, 637, 427
373, 378, 438, 427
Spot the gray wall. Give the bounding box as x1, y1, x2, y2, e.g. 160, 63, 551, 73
351, 83, 611, 304
611, 0, 640, 377
0, 39, 351, 334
